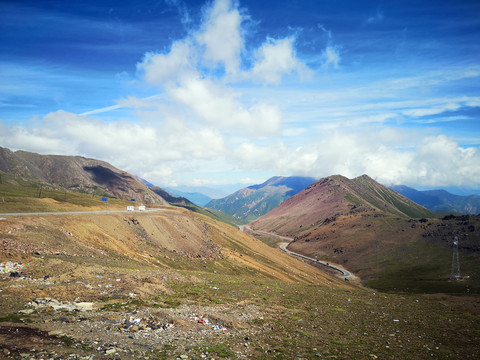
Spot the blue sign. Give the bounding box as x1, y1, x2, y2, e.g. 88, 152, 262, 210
131, 199, 136, 201
101, 197, 108, 201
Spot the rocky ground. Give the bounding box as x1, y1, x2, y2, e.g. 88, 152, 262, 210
1, 253, 480, 360
1, 211, 479, 359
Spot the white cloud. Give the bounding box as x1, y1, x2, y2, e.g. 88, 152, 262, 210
2, 108, 479, 189
409, 135, 480, 187
321, 46, 341, 69
402, 103, 461, 117
4, 0, 478, 192
231, 129, 480, 189
133, 0, 308, 138
169, 77, 282, 136
250, 37, 312, 84
0, 110, 228, 186
317, 24, 332, 40
136, 40, 197, 86
233, 141, 318, 175
195, 0, 244, 74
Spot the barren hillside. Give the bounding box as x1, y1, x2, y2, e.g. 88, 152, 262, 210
249, 175, 480, 293
0, 147, 167, 205
0, 193, 479, 358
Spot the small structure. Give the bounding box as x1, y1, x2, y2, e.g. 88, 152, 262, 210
138, 205, 146, 211
450, 236, 461, 280
127, 206, 135, 212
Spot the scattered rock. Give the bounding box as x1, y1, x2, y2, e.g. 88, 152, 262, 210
105, 348, 118, 355
27, 298, 94, 312
18, 309, 35, 315
48, 330, 65, 336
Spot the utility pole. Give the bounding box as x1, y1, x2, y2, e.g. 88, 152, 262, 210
450, 236, 461, 280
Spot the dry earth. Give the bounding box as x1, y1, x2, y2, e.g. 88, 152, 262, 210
1, 209, 479, 359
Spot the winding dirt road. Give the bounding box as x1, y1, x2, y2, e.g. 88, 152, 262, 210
240, 225, 354, 280
0, 209, 165, 217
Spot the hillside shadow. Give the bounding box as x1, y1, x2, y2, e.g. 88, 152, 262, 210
83, 165, 129, 190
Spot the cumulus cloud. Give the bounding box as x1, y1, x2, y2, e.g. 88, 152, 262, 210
137, 40, 197, 86
232, 129, 480, 189
195, 0, 244, 74
169, 77, 282, 136
0, 110, 228, 185
6, 0, 477, 191
136, 0, 311, 87
250, 37, 313, 84
131, 0, 309, 138
2, 109, 480, 189
409, 135, 480, 187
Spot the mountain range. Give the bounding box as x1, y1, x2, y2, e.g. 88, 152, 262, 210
250, 174, 435, 235
1, 148, 480, 294
1, 152, 479, 357
249, 174, 480, 292
165, 188, 213, 206
205, 176, 317, 222
390, 185, 480, 215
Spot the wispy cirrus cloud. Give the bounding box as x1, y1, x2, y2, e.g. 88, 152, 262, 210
366, 8, 384, 24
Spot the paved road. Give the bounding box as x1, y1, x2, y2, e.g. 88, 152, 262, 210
0, 209, 165, 217
241, 225, 354, 279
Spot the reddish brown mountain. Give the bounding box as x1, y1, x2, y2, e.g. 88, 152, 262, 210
250, 174, 434, 236
248, 175, 451, 286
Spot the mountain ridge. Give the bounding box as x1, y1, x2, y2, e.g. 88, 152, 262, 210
165, 187, 213, 206
391, 184, 480, 214
250, 174, 435, 237
205, 176, 317, 222
248, 174, 480, 294
0, 146, 168, 205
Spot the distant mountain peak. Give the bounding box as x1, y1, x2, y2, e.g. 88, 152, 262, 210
250, 174, 435, 236
391, 185, 480, 215
206, 176, 317, 222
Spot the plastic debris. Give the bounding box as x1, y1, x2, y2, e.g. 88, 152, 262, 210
1, 261, 25, 273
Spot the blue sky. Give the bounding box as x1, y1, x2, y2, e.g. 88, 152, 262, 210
1, 0, 479, 192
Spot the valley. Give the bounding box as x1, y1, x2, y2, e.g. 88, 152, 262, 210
2, 0, 480, 359
1, 207, 479, 359
1, 151, 479, 359
250, 175, 480, 295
